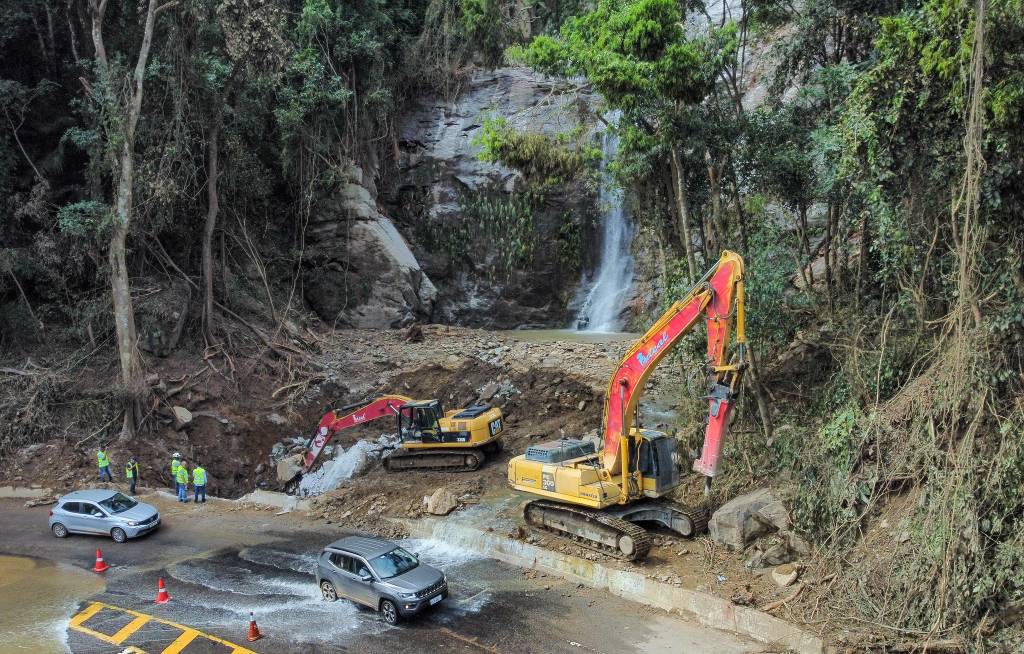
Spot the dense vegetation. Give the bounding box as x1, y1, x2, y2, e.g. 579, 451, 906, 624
505, 0, 1024, 647
2, 0, 1023, 648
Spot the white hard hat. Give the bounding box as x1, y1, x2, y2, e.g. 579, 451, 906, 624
173, 452, 181, 458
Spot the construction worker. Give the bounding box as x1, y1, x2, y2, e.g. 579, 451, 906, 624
125, 457, 140, 495
97, 445, 113, 482
175, 460, 189, 503
192, 463, 207, 503
171, 453, 182, 493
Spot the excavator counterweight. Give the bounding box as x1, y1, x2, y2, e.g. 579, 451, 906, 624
507, 251, 748, 561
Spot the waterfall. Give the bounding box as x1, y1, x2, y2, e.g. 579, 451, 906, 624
575, 112, 634, 333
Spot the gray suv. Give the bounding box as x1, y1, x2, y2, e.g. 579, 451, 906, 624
49, 489, 160, 542
316, 536, 447, 624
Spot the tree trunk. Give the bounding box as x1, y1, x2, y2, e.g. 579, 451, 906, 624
91, 0, 171, 438
705, 149, 728, 254
744, 346, 774, 441
202, 118, 221, 344
669, 146, 697, 282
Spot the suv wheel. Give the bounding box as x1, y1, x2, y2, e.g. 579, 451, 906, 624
110, 527, 127, 543
380, 599, 399, 625
52, 522, 68, 538
320, 580, 337, 602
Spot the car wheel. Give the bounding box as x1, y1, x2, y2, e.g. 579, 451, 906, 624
51, 523, 68, 538
320, 581, 337, 602
380, 599, 400, 625
110, 527, 127, 543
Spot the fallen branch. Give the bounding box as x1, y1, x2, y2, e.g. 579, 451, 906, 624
887, 638, 966, 653
74, 414, 120, 448
0, 367, 32, 376
760, 583, 804, 613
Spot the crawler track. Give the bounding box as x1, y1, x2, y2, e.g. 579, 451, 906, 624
383, 447, 485, 472
524, 500, 653, 562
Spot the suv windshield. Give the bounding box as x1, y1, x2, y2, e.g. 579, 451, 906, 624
99, 492, 138, 514
368, 547, 418, 579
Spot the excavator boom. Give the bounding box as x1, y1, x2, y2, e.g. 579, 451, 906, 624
601, 250, 746, 476
303, 395, 411, 470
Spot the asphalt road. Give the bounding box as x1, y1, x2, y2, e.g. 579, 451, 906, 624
0, 495, 759, 654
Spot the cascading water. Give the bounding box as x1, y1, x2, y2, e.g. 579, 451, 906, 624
576, 112, 634, 332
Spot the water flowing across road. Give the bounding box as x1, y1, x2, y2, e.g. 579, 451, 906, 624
576, 111, 635, 333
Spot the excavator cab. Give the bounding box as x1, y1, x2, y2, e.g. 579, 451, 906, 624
397, 401, 444, 443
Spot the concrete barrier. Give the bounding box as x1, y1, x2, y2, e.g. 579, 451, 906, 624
405, 516, 824, 654
0, 485, 52, 499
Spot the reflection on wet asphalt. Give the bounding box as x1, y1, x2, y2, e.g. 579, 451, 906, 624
77, 537, 491, 649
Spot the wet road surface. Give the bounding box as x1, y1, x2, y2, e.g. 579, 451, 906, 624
0, 496, 760, 653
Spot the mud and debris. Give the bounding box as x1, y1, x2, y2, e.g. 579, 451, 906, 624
0, 324, 813, 622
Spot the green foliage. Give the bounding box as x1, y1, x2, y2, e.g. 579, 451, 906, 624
473, 116, 599, 188
460, 0, 520, 67
510, 0, 732, 108
56, 201, 110, 239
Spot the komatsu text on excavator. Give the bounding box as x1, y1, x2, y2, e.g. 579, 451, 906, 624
507, 251, 747, 561
303, 396, 504, 473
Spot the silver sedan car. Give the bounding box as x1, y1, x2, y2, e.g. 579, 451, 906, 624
49, 489, 160, 543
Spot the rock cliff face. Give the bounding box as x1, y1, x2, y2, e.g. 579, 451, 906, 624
303, 162, 437, 328
302, 68, 602, 330
383, 67, 600, 328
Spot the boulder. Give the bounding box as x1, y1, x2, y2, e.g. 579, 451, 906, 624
762, 543, 795, 566
479, 382, 500, 402
425, 487, 458, 516
171, 406, 192, 430
709, 488, 788, 550
771, 563, 800, 587
276, 454, 304, 484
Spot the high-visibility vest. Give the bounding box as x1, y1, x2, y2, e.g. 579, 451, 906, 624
175, 467, 189, 485
171, 459, 180, 476
125, 463, 138, 479
193, 467, 207, 486
97, 451, 110, 468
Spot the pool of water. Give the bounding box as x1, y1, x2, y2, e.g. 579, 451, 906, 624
0, 555, 105, 653
499, 329, 637, 345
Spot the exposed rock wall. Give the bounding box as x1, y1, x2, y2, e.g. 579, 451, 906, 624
384, 67, 600, 328
303, 162, 437, 328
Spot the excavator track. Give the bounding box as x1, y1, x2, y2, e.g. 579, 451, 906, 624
523, 500, 653, 562
383, 447, 485, 472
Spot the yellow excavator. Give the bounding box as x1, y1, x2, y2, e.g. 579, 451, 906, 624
507, 251, 747, 561
302, 396, 504, 473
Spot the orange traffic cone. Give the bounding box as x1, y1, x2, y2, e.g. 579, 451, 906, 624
155, 577, 170, 604
92, 548, 110, 573
246, 611, 264, 642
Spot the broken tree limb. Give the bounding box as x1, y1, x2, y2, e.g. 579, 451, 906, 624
760, 582, 804, 613
888, 639, 966, 653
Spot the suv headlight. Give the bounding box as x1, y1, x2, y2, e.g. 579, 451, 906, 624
127, 521, 140, 526
398, 591, 418, 600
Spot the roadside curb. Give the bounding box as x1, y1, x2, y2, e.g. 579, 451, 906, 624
0, 485, 53, 499
404, 517, 825, 654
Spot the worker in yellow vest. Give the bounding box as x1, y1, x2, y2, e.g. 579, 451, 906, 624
171, 453, 182, 493
192, 463, 207, 503
97, 445, 113, 482
125, 457, 140, 495
175, 460, 189, 503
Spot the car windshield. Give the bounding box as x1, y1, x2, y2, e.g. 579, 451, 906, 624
368, 547, 418, 579
98, 492, 138, 514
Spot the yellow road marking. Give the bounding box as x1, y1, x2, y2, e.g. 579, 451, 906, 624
69, 601, 259, 654
161, 628, 199, 654
111, 614, 151, 644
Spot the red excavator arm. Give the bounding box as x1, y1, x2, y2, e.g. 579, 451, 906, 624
601, 250, 747, 480
302, 395, 412, 470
